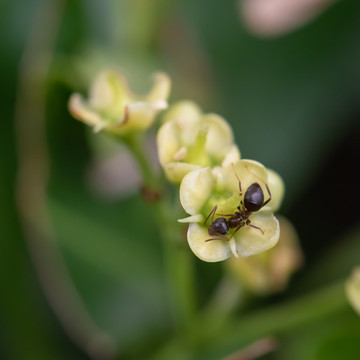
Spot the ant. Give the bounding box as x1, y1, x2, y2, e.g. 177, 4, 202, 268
204, 168, 271, 243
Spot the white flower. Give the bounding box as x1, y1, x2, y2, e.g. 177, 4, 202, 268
69, 69, 171, 135
157, 101, 240, 183
179, 159, 284, 262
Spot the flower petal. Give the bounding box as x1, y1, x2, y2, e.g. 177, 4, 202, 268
68, 93, 107, 131
204, 114, 235, 159
234, 211, 280, 257
89, 70, 128, 113
264, 168, 285, 212
180, 167, 214, 215
145, 72, 171, 103
187, 223, 232, 262
164, 162, 202, 184
163, 101, 202, 146
224, 159, 268, 195
162, 100, 201, 126
222, 145, 241, 167
125, 101, 160, 129
178, 214, 204, 223
157, 121, 181, 165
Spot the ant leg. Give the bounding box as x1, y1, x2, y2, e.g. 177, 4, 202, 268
238, 199, 244, 211
205, 236, 230, 242
262, 184, 272, 206
248, 224, 264, 235
229, 222, 245, 239
216, 212, 235, 217
204, 205, 217, 225
246, 219, 264, 235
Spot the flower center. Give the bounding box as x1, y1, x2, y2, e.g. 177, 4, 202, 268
202, 191, 241, 223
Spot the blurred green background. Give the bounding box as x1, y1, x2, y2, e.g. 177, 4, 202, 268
1, 0, 360, 359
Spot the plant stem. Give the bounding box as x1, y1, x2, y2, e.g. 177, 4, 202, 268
124, 133, 196, 330
152, 280, 348, 360
156, 200, 197, 330
198, 280, 348, 359
122, 133, 159, 189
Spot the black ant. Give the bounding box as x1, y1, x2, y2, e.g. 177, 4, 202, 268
204, 169, 271, 243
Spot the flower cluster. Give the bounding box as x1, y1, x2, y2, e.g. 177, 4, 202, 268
69, 69, 285, 263
157, 100, 285, 263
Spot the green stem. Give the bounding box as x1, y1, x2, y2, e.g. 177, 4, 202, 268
153, 280, 348, 360
199, 280, 348, 359
122, 133, 158, 189
124, 133, 196, 330
156, 200, 197, 330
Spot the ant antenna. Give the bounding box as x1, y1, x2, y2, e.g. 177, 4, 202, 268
231, 163, 242, 196
244, 164, 272, 199
204, 205, 217, 225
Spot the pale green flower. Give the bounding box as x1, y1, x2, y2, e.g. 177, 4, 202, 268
227, 216, 303, 294
69, 69, 171, 135
157, 101, 240, 183
346, 267, 360, 316
179, 159, 284, 262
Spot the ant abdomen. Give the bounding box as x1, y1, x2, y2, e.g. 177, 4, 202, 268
244, 182, 265, 212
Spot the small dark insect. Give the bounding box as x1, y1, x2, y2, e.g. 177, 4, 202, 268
204, 170, 271, 242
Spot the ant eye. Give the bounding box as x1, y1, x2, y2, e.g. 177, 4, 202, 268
244, 183, 264, 212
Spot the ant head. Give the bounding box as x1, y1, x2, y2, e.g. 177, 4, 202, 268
244, 182, 264, 212
208, 217, 229, 236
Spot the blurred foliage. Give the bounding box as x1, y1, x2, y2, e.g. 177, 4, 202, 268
1, 0, 360, 359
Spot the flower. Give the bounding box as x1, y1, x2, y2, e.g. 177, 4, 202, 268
69, 69, 171, 135
227, 216, 303, 294
157, 101, 240, 183
345, 267, 360, 316
179, 159, 284, 262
